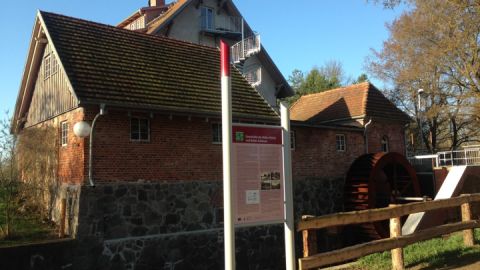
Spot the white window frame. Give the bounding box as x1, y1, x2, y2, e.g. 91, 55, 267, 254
61, 121, 69, 147
44, 54, 51, 80
201, 6, 214, 30
51, 53, 58, 76
381, 136, 389, 152
212, 123, 222, 144
336, 134, 346, 152
130, 117, 150, 142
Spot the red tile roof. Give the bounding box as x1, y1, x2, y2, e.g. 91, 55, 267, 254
290, 82, 410, 124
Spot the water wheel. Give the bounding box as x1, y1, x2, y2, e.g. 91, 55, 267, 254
343, 152, 421, 242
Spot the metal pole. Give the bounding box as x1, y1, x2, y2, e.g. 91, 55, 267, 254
88, 104, 105, 187
281, 102, 296, 270
220, 40, 235, 270
241, 18, 245, 60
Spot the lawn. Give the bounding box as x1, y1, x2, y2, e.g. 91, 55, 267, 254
352, 229, 480, 270
0, 187, 56, 247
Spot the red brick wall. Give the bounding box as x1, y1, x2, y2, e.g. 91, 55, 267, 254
292, 120, 407, 180
29, 107, 407, 183
291, 126, 365, 180
57, 108, 87, 184
84, 108, 223, 182
21, 107, 86, 184
366, 120, 406, 154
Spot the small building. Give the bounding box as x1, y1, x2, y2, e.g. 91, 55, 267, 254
290, 82, 411, 181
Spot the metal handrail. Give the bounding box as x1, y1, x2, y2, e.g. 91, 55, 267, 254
408, 148, 480, 167
437, 148, 480, 166
231, 34, 261, 63
200, 15, 242, 33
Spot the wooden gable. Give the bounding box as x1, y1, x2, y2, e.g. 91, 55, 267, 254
13, 13, 79, 132
25, 42, 77, 128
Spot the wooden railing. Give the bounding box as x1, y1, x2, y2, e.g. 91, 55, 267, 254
298, 194, 480, 270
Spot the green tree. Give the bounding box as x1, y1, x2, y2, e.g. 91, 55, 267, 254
353, 73, 369, 84
285, 61, 346, 105
288, 69, 304, 93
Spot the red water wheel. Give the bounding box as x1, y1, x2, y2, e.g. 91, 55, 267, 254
343, 152, 421, 242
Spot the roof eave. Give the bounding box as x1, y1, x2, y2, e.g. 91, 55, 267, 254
79, 99, 280, 123
12, 14, 44, 134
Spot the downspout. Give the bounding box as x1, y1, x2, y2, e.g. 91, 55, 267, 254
404, 123, 409, 156
88, 104, 106, 187
364, 119, 372, 154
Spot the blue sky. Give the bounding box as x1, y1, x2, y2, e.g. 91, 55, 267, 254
0, 0, 405, 114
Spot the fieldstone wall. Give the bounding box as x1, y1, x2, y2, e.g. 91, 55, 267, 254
77, 181, 222, 240
70, 178, 344, 270
98, 225, 284, 270
52, 183, 81, 237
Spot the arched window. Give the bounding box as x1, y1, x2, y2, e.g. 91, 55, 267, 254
381, 136, 389, 152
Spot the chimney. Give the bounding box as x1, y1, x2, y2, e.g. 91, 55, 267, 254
149, 0, 165, 7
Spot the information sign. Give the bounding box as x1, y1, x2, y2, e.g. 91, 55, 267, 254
232, 124, 284, 225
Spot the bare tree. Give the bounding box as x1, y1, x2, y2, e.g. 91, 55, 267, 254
367, 0, 480, 152
0, 113, 19, 238
0, 112, 58, 239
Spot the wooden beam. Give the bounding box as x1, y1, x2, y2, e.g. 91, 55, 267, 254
390, 207, 404, 270
298, 194, 480, 231
301, 215, 317, 257
298, 220, 479, 270
302, 229, 317, 258
461, 202, 475, 246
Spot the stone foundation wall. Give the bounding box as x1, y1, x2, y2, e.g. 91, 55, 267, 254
52, 183, 81, 237
69, 178, 344, 269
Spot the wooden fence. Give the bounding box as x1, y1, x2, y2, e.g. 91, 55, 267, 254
297, 194, 480, 270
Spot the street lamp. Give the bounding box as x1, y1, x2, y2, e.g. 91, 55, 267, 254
417, 88, 424, 111
73, 104, 106, 186
73, 121, 91, 138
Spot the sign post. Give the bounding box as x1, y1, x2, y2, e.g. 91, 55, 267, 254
281, 102, 296, 270
220, 40, 235, 270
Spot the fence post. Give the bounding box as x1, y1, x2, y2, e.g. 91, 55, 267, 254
59, 198, 67, 238
390, 205, 404, 270
302, 215, 317, 258
461, 201, 474, 247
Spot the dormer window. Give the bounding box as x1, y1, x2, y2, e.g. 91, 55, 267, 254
201, 6, 214, 30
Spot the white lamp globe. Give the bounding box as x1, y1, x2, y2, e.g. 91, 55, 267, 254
74, 121, 91, 138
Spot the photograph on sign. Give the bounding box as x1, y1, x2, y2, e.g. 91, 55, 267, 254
232, 124, 284, 226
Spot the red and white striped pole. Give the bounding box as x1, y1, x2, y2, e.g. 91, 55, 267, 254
220, 40, 235, 270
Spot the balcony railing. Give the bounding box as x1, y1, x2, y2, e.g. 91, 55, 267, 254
200, 15, 242, 34
437, 148, 480, 166
408, 148, 480, 168
231, 34, 261, 64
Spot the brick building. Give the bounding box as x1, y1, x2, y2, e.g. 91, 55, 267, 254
10, 5, 412, 270
290, 82, 411, 180
13, 11, 279, 185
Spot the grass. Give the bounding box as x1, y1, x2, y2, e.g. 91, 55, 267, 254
353, 229, 480, 270
0, 187, 56, 247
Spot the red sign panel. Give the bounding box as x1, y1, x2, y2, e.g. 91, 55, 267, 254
232, 124, 284, 226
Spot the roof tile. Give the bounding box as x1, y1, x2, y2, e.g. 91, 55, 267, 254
290, 82, 410, 124
40, 11, 278, 120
